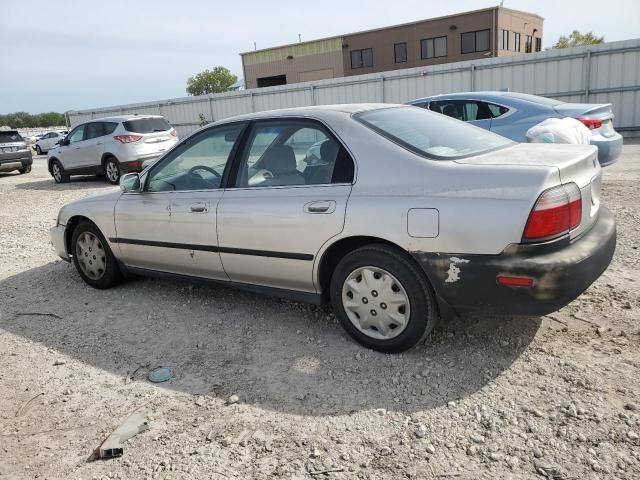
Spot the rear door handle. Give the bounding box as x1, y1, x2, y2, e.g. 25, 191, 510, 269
303, 200, 336, 214
190, 202, 209, 213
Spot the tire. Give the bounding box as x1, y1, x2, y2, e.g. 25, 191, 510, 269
35, 145, 42, 155
71, 221, 123, 289
51, 160, 69, 183
330, 244, 438, 353
18, 165, 31, 174
104, 157, 121, 185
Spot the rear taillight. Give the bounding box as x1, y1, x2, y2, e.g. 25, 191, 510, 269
113, 134, 143, 144
523, 183, 582, 242
169, 128, 177, 137
577, 116, 602, 130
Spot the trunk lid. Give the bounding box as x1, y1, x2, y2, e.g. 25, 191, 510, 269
456, 143, 602, 239
554, 103, 616, 138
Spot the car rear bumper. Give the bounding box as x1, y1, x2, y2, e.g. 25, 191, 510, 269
591, 132, 623, 167
50, 224, 69, 262
0, 151, 33, 172
411, 206, 616, 317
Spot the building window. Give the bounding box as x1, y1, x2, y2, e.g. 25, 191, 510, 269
394, 42, 407, 63
500, 29, 509, 50
535, 37, 542, 52
525, 35, 532, 53
513, 33, 521, 52
421, 36, 447, 59
461, 29, 490, 54
351, 48, 373, 69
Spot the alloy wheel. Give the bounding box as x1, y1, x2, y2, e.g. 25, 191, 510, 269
341, 266, 411, 340
52, 163, 62, 182
106, 161, 119, 183
75, 232, 107, 280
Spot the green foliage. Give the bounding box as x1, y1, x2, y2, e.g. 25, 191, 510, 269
186, 66, 238, 96
0, 111, 66, 128
553, 30, 604, 49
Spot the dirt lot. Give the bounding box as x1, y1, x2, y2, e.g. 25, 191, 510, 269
1, 147, 639, 480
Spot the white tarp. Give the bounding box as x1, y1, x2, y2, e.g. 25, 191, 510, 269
526, 117, 591, 145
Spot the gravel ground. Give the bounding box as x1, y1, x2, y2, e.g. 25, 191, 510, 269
1, 148, 639, 480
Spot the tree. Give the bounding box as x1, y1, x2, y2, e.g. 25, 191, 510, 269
186, 67, 238, 96
0, 111, 66, 128
553, 30, 604, 49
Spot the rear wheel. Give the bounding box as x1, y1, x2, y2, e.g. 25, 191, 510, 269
71, 221, 122, 289
18, 165, 31, 174
35, 145, 42, 155
51, 160, 69, 183
104, 157, 120, 184
330, 244, 438, 353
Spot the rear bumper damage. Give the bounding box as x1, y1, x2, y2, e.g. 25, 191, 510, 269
411, 207, 616, 317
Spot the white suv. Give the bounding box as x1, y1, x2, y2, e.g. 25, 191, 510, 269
47, 115, 178, 184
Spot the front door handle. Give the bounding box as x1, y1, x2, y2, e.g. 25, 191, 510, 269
190, 202, 209, 213
303, 200, 336, 214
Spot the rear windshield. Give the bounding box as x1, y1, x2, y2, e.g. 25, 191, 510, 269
122, 117, 172, 134
504, 92, 564, 107
0, 131, 24, 143
355, 106, 513, 160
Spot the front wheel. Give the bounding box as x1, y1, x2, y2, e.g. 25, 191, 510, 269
104, 157, 121, 184
35, 145, 42, 155
71, 221, 123, 289
330, 245, 438, 353
51, 160, 69, 183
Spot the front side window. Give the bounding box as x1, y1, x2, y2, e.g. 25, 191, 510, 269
394, 42, 407, 63
355, 106, 513, 160
68, 126, 85, 144
146, 124, 243, 192
461, 29, 490, 54
235, 120, 354, 188
351, 48, 373, 69
421, 36, 447, 59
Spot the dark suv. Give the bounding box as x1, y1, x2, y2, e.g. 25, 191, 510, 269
0, 130, 32, 174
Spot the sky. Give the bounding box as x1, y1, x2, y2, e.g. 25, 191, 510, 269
0, 0, 638, 114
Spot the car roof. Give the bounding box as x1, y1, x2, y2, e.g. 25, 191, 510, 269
215, 103, 402, 124
83, 114, 165, 123
409, 91, 521, 103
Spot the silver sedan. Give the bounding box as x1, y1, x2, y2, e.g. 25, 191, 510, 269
50, 104, 616, 353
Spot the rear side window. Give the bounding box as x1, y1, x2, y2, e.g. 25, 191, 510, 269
0, 131, 24, 143
355, 106, 513, 160
85, 122, 104, 140
123, 117, 172, 133
487, 103, 509, 118
103, 122, 118, 135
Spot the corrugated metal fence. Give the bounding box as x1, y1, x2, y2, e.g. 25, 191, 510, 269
68, 39, 640, 137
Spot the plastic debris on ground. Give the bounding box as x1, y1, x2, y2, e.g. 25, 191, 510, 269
148, 366, 174, 383
88, 413, 150, 461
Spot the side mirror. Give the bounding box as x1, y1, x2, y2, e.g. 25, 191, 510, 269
55, 140, 62, 146
120, 173, 141, 193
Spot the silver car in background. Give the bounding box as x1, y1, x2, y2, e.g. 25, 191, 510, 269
407, 91, 623, 166
50, 104, 616, 353
47, 115, 178, 185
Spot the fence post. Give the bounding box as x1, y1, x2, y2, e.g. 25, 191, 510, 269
470, 64, 476, 91
208, 96, 215, 122
585, 50, 592, 102
310, 85, 316, 106
379, 76, 385, 103
250, 92, 255, 112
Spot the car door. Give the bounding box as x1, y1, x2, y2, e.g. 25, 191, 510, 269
80, 122, 107, 169
217, 119, 355, 293
113, 123, 246, 279
60, 125, 86, 169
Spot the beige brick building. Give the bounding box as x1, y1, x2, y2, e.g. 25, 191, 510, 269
241, 7, 543, 89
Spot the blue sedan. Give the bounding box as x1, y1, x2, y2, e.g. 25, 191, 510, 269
407, 91, 623, 166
